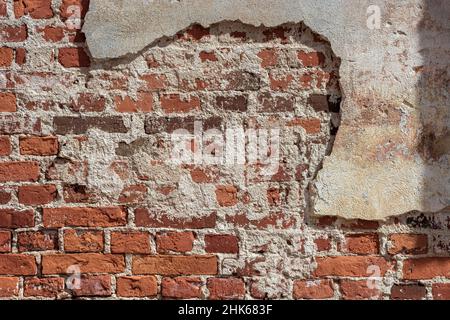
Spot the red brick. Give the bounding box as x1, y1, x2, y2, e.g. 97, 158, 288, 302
111, 231, 151, 254
140, 73, 167, 91
37, 26, 65, 42
15, 48, 26, 65
207, 278, 245, 300
0, 1, 6, 17
257, 93, 294, 113
14, 0, 53, 19
179, 24, 210, 41
340, 280, 382, 300
115, 92, 153, 113
0, 161, 39, 182
315, 256, 392, 277
403, 258, 450, 280
58, 47, 90, 67
118, 184, 147, 204
18, 230, 58, 252
156, 232, 195, 253
72, 275, 111, 297
0, 25, 28, 42
162, 277, 203, 299
43, 207, 126, 227
257, 49, 278, 68
42, 253, 125, 274
269, 73, 294, 91
215, 95, 248, 112
0, 47, 14, 67
298, 51, 325, 67
0, 277, 19, 297
341, 219, 379, 230
64, 229, 104, 252
388, 234, 428, 255
72, 93, 106, 112
391, 284, 426, 300
314, 238, 331, 252
161, 94, 200, 113
0, 209, 34, 228
116, 276, 158, 297
343, 234, 379, 255
0, 92, 17, 112
60, 0, 90, 20
199, 51, 217, 62
215, 185, 238, 207
18, 184, 57, 205
24, 277, 64, 298
0, 231, 11, 252
20, 136, 58, 155
293, 280, 334, 299
432, 283, 450, 300
205, 234, 239, 254
0, 136, 11, 156
133, 255, 218, 276
0, 190, 11, 204
135, 209, 216, 229
286, 118, 322, 134
0, 254, 36, 275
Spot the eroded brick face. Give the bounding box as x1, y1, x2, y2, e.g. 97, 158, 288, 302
0, 0, 448, 300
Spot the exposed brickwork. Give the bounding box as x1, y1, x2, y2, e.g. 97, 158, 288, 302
0, 0, 448, 300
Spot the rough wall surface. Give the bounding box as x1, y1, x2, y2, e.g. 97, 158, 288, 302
84, 0, 450, 220
0, 0, 448, 300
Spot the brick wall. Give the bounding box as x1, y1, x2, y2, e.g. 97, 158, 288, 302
0, 0, 449, 300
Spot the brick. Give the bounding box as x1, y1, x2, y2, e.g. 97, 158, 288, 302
156, 232, 195, 253
0, 92, 17, 112
145, 116, 222, 134
118, 184, 147, 204
116, 276, 158, 297
72, 93, 106, 112
53, 116, 128, 134
140, 73, 167, 91
432, 283, 450, 300
58, 47, 90, 67
340, 280, 382, 300
24, 277, 64, 298
0, 254, 36, 275
403, 258, 450, 280
205, 234, 239, 254
64, 229, 104, 252
162, 277, 203, 299
315, 256, 392, 277
207, 278, 245, 300
43, 207, 127, 228
115, 93, 153, 113
15, 48, 26, 65
42, 254, 125, 274
20, 136, 58, 156
287, 118, 322, 134
257, 93, 294, 113
391, 284, 426, 300
216, 95, 248, 112
388, 234, 428, 255
111, 231, 151, 254
0, 115, 41, 135
269, 73, 294, 91
0, 161, 40, 182
257, 49, 278, 68
72, 275, 111, 297
18, 230, 58, 252
0, 277, 19, 297
343, 234, 379, 255
0, 231, 11, 252
0, 136, 11, 156
60, 0, 89, 20
37, 26, 65, 42
63, 184, 94, 203
14, 0, 53, 19
0, 1, 6, 16
298, 51, 325, 67
0, 209, 34, 228
215, 185, 238, 207
0, 25, 27, 42
0, 190, 11, 204
133, 255, 218, 276
199, 51, 217, 62
314, 238, 331, 252
161, 94, 201, 113
293, 280, 334, 299
0, 47, 14, 67
18, 185, 57, 205
135, 209, 216, 229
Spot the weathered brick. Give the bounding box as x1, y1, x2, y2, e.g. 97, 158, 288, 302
161, 94, 201, 113
18, 230, 58, 252
0, 209, 34, 228
0, 136, 11, 156
156, 232, 195, 253
162, 277, 203, 299
0, 47, 14, 67
0, 92, 17, 112
0, 25, 27, 42
0, 254, 36, 275
0, 162, 39, 182
14, 0, 53, 19
403, 258, 450, 280
315, 256, 392, 277
133, 255, 218, 275
293, 280, 334, 299
0, 277, 19, 297
0, 231, 11, 252
24, 277, 64, 298
116, 276, 158, 297
53, 116, 128, 134
135, 209, 216, 229
207, 278, 245, 300
388, 234, 428, 255
343, 234, 379, 255
64, 229, 104, 252
58, 47, 90, 67
111, 231, 151, 254
42, 254, 125, 274
205, 234, 239, 254
43, 207, 127, 227
391, 284, 426, 300
72, 275, 111, 297
340, 280, 382, 300
18, 184, 57, 205
432, 283, 450, 300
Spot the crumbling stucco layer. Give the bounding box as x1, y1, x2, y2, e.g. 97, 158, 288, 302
83, 0, 450, 220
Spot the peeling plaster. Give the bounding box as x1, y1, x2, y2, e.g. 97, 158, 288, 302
83, 0, 449, 220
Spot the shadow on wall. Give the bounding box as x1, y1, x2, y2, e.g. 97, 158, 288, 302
419, 0, 450, 213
